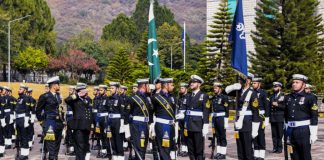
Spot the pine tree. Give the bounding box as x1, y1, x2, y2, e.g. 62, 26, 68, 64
250, 0, 284, 89
199, 0, 235, 93
105, 48, 133, 84
251, 0, 324, 92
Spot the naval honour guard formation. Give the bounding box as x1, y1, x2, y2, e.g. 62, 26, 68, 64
0, 72, 319, 160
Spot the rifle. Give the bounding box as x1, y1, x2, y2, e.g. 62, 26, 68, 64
129, 139, 143, 160
209, 134, 216, 159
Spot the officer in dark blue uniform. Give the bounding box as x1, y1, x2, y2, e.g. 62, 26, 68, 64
0, 86, 5, 157
26, 88, 36, 150
91, 86, 100, 150
176, 75, 210, 160
125, 78, 153, 160
107, 82, 125, 160
284, 74, 318, 160
151, 78, 177, 160
36, 76, 64, 160
95, 84, 111, 158
15, 84, 32, 160
251, 77, 269, 160
2, 86, 15, 149
210, 82, 229, 160
65, 86, 76, 155
119, 85, 130, 151
177, 83, 189, 157
226, 73, 261, 160
65, 83, 93, 160
269, 82, 285, 153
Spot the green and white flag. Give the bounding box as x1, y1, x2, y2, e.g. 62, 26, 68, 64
147, 0, 161, 83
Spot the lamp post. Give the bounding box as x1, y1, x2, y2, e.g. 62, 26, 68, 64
8, 15, 30, 86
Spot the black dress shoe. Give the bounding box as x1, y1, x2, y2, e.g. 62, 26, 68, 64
213, 153, 221, 159
276, 150, 282, 153
0, 153, 3, 157
5, 145, 11, 149
217, 154, 226, 159
271, 149, 277, 153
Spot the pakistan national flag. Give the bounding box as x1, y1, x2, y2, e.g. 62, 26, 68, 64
147, 0, 161, 83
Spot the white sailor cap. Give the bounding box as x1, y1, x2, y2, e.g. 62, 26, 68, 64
69, 86, 76, 89
190, 75, 204, 84
154, 78, 162, 84
160, 78, 173, 84
98, 84, 108, 89
3, 86, 11, 91
137, 78, 149, 84
109, 82, 120, 87
273, 82, 283, 87
120, 85, 128, 90
180, 83, 189, 88
93, 86, 99, 90
292, 74, 308, 82
46, 76, 60, 84
132, 83, 138, 88
75, 83, 87, 91
20, 83, 28, 90
305, 84, 313, 89
252, 77, 262, 82
247, 73, 254, 79
27, 87, 33, 92
213, 82, 223, 87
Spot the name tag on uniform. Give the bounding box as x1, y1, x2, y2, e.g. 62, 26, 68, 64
114, 100, 118, 106
183, 99, 187, 104
103, 100, 106, 105
279, 96, 284, 102
299, 97, 305, 105
199, 95, 204, 101
218, 98, 222, 104
171, 97, 175, 104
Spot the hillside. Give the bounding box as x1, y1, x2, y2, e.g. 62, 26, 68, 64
47, 0, 206, 43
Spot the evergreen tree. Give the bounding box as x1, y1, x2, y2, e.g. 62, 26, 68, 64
101, 13, 139, 44
251, 0, 324, 92
105, 48, 133, 84
199, 0, 235, 93
131, 0, 177, 34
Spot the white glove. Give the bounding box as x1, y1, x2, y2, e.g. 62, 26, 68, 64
124, 124, 131, 139
284, 123, 288, 130
30, 114, 36, 124
224, 117, 229, 129
24, 117, 30, 128
149, 123, 156, 138
252, 122, 260, 138
9, 114, 14, 124
225, 83, 242, 94
264, 117, 269, 127
175, 122, 179, 140
175, 112, 185, 120
202, 124, 209, 137
119, 119, 125, 133
235, 118, 243, 130
309, 125, 318, 144
0, 118, 6, 127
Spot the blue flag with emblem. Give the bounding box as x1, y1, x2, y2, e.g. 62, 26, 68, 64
229, 0, 248, 78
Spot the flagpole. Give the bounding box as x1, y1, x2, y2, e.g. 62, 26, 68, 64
183, 22, 186, 72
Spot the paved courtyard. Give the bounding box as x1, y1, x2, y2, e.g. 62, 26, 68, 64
2, 118, 324, 160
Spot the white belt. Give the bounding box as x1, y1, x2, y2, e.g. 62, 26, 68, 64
259, 110, 265, 115
239, 110, 252, 116
66, 111, 73, 115
98, 113, 109, 117
4, 109, 11, 113
108, 114, 121, 119
156, 117, 174, 125
212, 112, 226, 117
288, 120, 310, 127
186, 110, 203, 116
16, 113, 26, 118
133, 116, 149, 122
92, 109, 98, 113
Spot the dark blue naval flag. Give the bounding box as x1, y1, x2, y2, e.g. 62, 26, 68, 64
229, 0, 248, 77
